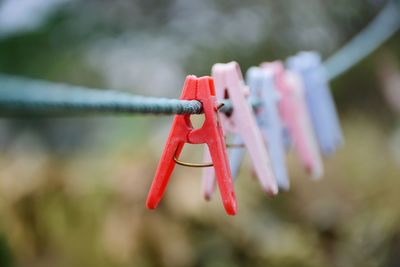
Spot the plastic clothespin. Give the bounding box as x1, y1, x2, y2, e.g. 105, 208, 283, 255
146, 75, 237, 215
247, 67, 289, 190
202, 62, 278, 200
227, 67, 289, 190
261, 61, 323, 179
287, 51, 343, 155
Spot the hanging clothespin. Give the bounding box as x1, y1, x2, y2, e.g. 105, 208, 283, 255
228, 67, 289, 190
202, 62, 278, 200
261, 61, 323, 179
247, 67, 289, 190
287, 51, 344, 155
146, 75, 237, 215
229, 67, 289, 191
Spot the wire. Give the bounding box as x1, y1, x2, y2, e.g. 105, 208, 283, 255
324, 0, 400, 80
0, 0, 398, 116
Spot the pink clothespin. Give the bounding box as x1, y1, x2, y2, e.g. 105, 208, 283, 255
261, 61, 323, 179
202, 62, 278, 200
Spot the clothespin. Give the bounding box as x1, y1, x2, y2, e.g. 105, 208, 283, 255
227, 67, 289, 190
287, 51, 343, 155
262, 61, 323, 178
202, 62, 278, 200
246, 67, 289, 190
146, 75, 237, 215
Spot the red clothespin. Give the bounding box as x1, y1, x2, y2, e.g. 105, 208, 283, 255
146, 75, 237, 215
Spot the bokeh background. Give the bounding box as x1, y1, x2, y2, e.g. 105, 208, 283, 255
0, 0, 400, 266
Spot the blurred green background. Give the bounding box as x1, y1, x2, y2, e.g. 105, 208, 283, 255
0, 0, 400, 266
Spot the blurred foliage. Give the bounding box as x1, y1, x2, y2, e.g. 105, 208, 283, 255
0, 0, 400, 266
0, 115, 400, 267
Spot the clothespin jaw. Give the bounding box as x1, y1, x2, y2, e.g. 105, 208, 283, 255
245, 67, 290, 190
202, 62, 278, 200
262, 61, 323, 179
146, 75, 237, 215
287, 51, 344, 155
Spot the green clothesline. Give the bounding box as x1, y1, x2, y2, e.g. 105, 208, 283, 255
0, 0, 398, 116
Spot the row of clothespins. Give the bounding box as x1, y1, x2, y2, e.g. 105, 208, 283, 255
146, 51, 344, 215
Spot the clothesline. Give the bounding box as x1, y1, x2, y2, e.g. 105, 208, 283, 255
0, 74, 260, 115
0, 0, 399, 116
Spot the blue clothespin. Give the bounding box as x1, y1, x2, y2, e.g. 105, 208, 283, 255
228, 67, 289, 190
287, 52, 343, 155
